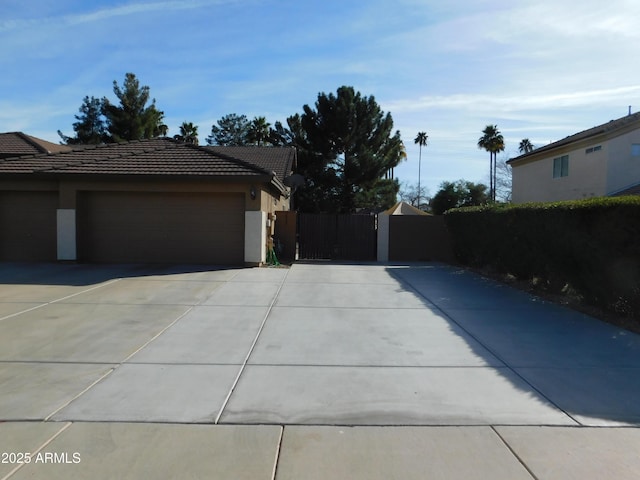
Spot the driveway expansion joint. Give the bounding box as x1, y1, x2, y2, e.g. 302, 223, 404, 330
214, 267, 291, 424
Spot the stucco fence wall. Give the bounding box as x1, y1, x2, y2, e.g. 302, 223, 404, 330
378, 214, 455, 263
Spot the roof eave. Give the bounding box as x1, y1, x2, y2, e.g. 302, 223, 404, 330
509, 114, 640, 165
0, 171, 277, 183
269, 174, 288, 196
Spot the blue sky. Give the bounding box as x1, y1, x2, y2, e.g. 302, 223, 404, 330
1, 0, 639, 196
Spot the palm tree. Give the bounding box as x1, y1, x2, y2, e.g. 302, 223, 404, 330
478, 125, 504, 202
387, 142, 407, 180
175, 121, 199, 145
519, 138, 534, 154
248, 116, 271, 146
414, 132, 428, 209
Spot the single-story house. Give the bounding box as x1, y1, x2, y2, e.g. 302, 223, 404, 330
0, 132, 71, 159
0, 137, 295, 265
507, 112, 640, 203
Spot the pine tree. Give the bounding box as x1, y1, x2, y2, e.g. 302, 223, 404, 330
58, 96, 108, 145
294, 86, 404, 213
102, 73, 165, 142
206, 114, 250, 146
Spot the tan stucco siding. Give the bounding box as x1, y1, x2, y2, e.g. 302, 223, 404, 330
55, 180, 270, 211
1, 178, 290, 212
606, 130, 640, 194
511, 143, 607, 203
259, 187, 290, 216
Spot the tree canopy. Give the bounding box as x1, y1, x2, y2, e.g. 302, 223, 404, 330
60, 73, 165, 144
519, 138, 534, 154
58, 95, 108, 145
207, 114, 281, 146
102, 73, 166, 142
292, 86, 404, 213
173, 121, 199, 144
206, 113, 250, 146
430, 180, 489, 215
247, 116, 271, 146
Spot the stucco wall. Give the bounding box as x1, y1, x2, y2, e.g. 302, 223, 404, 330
512, 120, 640, 203
50, 180, 271, 211
512, 142, 608, 203
259, 187, 289, 216
606, 129, 640, 194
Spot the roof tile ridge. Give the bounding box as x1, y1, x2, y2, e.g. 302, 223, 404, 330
15, 132, 51, 154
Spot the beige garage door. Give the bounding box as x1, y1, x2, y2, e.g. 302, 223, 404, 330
79, 192, 245, 264
0, 191, 58, 261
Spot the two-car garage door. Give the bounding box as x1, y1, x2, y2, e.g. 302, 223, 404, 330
78, 192, 245, 264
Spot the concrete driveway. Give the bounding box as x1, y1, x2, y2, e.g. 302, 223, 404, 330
1, 262, 640, 479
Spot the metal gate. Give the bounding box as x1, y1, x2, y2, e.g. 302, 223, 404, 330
298, 213, 377, 260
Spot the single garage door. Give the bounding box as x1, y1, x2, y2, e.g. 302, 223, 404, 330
78, 191, 245, 264
0, 191, 57, 262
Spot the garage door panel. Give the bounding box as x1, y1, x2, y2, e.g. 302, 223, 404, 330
0, 191, 57, 261
79, 192, 245, 264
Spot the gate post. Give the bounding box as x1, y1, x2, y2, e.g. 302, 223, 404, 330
57, 209, 77, 261
245, 210, 267, 266
377, 213, 389, 262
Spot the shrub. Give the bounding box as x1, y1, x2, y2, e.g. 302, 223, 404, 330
444, 196, 640, 320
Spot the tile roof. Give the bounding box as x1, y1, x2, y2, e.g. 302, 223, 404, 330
0, 138, 294, 187
205, 146, 296, 183
0, 132, 71, 158
509, 112, 640, 164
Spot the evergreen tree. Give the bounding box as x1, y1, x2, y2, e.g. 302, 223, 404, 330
269, 120, 295, 146
206, 113, 250, 146
102, 73, 165, 142
430, 180, 489, 215
354, 178, 401, 212
58, 96, 108, 145
293, 86, 404, 213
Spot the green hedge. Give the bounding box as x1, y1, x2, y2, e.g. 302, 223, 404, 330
444, 196, 640, 320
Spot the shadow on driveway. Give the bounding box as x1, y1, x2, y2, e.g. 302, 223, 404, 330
387, 263, 640, 426
0, 262, 242, 286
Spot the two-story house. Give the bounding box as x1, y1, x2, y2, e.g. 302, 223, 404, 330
507, 112, 640, 203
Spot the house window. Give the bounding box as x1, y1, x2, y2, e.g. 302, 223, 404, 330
553, 155, 569, 178
586, 145, 602, 154
632, 144, 640, 156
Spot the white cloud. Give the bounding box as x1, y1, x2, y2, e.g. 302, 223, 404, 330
387, 86, 640, 116
0, 0, 237, 31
